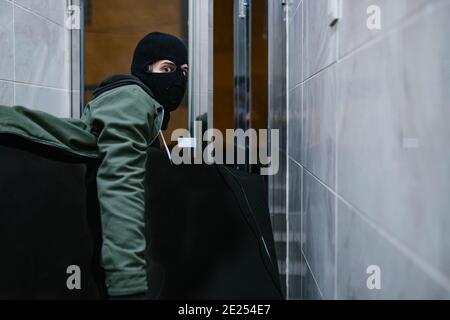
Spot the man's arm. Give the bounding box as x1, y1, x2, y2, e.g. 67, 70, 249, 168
89, 85, 160, 297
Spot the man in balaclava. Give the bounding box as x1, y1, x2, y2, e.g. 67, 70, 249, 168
0, 32, 188, 299
131, 32, 189, 131
90, 32, 188, 299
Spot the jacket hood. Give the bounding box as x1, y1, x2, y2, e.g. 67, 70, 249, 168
92, 74, 156, 101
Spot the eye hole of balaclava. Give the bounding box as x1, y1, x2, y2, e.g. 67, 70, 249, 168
131, 32, 188, 130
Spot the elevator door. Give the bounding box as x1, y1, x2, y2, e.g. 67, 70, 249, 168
213, 0, 268, 174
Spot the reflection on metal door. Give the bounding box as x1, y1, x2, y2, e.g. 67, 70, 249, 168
234, 0, 251, 132
67, 0, 83, 118
234, 0, 251, 172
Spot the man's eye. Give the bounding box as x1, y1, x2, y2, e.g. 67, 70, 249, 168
164, 66, 175, 73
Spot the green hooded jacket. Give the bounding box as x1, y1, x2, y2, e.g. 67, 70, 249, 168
0, 83, 164, 296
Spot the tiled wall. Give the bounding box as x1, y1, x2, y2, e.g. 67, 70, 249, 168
0, 0, 76, 117
189, 0, 213, 125
268, 0, 288, 296
283, 0, 450, 299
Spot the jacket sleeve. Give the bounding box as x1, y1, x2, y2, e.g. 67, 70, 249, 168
89, 85, 160, 296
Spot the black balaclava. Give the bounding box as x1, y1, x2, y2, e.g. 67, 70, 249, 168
131, 32, 188, 130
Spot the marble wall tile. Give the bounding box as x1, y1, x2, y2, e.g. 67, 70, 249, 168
288, 1, 303, 90
268, 1, 288, 299
302, 65, 336, 188
287, 0, 302, 16
288, 240, 302, 300
15, 83, 70, 117
302, 171, 336, 299
281, 0, 450, 300
303, 0, 337, 80
0, 0, 14, 81
288, 158, 302, 239
271, 150, 287, 212
288, 84, 302, 163
339, 0, 430, 57
14, 6, 70, 89
14, 0, 67, 26
274, 209, 287, 296
338, 200, 450, 299
288, 158, 302, 299
71, 89, 80, 118
0, 80, 13, 106
337, 2, 450, 279
301, 253, 323, 300
70, 29, 81, 92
